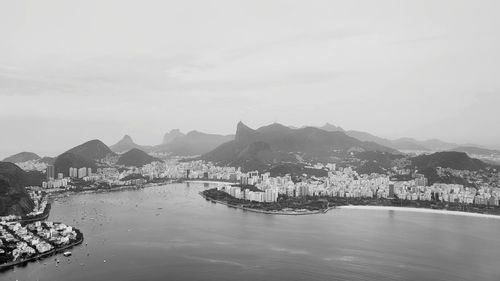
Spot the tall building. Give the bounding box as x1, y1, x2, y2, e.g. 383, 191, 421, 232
46, 165, 55, 180
78, 167, 87, 178
389, 184, 395, 198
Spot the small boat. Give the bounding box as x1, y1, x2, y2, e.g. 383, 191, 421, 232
63, 251, 72, 257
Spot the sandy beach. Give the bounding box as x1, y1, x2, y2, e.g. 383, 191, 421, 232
338, 205, 500, 219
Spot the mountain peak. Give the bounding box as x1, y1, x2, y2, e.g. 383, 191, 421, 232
65, 139, 116, 161
163, 129, 185, 144
320, 123, 344, 132
235, 122, 255, 142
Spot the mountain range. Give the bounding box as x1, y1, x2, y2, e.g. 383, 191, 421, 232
317, 123, 458, 151
202, 122, 397, 171
109, 130, 233, 157
153, 131, 234, 156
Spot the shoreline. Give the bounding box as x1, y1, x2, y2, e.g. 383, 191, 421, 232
0, 229, 84, 271
199, 192, 325, 215
337, 205, 500, 219
185, 180, 237, 185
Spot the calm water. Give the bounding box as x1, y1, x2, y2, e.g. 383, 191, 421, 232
3, 183, 500, 281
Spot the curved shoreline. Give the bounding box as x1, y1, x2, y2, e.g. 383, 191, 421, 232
199, 192, 326, 215
0, 229, 84, 271
185, 180, 237, 185
337, 205, 500, 219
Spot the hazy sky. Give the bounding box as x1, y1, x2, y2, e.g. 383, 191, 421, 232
1, 0, 499, 158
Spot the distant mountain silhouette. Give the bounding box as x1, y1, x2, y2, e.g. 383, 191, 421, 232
203, 122, 397, 171
316, 122, 477, 151
117, 148, 161, 167
450, 146, 500, 157
110, 135, 152, 153
63, 139, 116, 160
162, 129, 185, 144
154, 131, 234, 156
0, 162, 44, 216
3, 152, 41, 163
54, 152, 97, 177
318, 123, 345, 132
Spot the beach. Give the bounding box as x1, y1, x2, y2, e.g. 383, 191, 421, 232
338, 205, 500, 219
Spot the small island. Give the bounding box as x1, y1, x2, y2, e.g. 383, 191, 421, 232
0, 221, 84, 270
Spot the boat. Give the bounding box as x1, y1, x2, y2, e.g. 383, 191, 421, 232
63, 251, 72, 257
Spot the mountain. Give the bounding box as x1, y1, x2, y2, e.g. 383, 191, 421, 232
3, 152, 41, 163
343, 130, 394, 147
110, 135, 152, 153
116, 148, 161, 167
54, 152, 97, 177
411, 151, 488, 171
318, 123, 345, 132
0, 162, 44, 216
450, 146, 500, 157
202, 122, 397, 171
64, 139, 116, 160
154, 131, 234, 156
409, 151, 492, 186
162, 129, 185, 144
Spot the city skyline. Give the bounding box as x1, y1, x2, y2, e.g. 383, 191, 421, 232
1, 0, 500, 157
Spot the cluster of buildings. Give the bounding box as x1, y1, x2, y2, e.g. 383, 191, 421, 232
216, 185, 279, 203
68, 167, 92, 179
0, 221, 77, 262
33, 157, 500, 207
207, 165, 500, 206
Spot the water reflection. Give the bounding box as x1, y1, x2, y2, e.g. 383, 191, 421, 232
2, 183, 500, 281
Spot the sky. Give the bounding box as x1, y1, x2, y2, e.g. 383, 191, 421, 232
1, 0, 499, 158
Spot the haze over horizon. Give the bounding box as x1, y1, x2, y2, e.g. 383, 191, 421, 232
1, 0, 499, 158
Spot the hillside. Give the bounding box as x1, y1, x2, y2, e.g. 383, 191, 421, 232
0, 162, 44, 216
411, 151, 487, 171
54, 152, 97, 177
202, 122, 397, 171
3, 152, 41, 163
268, 163, 328, 178
117, 148, 161, 167
110, 135, 152, 153
154, 131, 234, 156
39, 156, 55, 165
64, 139, 116, 160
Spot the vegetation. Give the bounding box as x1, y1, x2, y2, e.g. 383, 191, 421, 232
116, 148, 160, 167
2, 152, 41, 163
